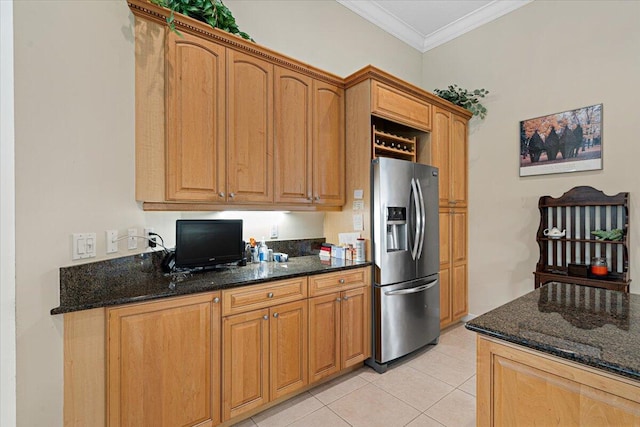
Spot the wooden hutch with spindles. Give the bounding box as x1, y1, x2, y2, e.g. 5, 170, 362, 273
534, 186, 630, 292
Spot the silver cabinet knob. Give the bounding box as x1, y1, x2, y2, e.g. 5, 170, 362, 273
213, 297, 220, 303
263, 315, 268, 320
229, 192, 235, 198
339, 279, 345, 284
314, 196, 320, 201
343, 296, 349, 301
273, 312, 279, 318
307, 196, 313, 201
336, 297, 341, 302
267, 292, 274, 298
218, 192, 225, 198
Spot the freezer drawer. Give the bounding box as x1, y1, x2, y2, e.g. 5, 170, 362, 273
374, 275, 440, 364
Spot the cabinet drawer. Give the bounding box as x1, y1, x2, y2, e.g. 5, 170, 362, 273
308, 268, 369, 296
371, 81, 431, 131
222, 277, 307, 316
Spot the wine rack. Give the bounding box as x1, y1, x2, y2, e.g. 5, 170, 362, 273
372, 125, 416, 162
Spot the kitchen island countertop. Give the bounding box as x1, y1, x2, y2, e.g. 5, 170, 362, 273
466, 282, 640, 381
52, 253, 370, 315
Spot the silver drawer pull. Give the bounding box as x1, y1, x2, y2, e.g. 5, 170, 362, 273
213, 297, 220, 303
267, 292, 274, 298
263, 315, 268, 320
336, 297, 341, 302
229, 192, 235, 198
339, 279, 345, 284
343, 296, 349, 301
273, 312, 279, 318
218, 192, 225, 198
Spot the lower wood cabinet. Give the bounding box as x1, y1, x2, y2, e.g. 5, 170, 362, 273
221, 299, 308, 420
63, 267, 371, 427
308, 271, 371, 383
477, 336, 640, 426
439, 207, 468, 328
107, 292, 221, 427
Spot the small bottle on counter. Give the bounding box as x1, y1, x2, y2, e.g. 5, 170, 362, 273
259, 238, 268, 262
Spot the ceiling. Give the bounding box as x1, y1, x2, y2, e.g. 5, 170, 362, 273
337, 0, 532, 53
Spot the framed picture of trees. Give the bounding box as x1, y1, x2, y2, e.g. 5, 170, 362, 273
519, 104, 602, 177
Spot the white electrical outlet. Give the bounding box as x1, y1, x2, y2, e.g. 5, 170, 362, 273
144, 227, 155, 248
128, 228, 138, 250
106, 230, 119, 254
270, 224, 278, 239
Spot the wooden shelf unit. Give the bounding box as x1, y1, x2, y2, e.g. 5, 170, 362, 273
534, 186, 630, 292
372, 125, 416, 162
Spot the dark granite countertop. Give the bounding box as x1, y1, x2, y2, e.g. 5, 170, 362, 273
466, 282, 640, 381
52, 252, 371, 315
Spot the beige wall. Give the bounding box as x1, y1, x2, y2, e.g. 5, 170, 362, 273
12, 0, 420, 425
421, 0, 640, 316
225, 0, 424, 85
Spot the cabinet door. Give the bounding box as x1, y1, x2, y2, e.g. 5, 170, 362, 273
312, 81, 345, 206
451, 209, 468, 321
308, 292, 341, 383
227, 50, 273, 203
451, 114, 468, 207
432, 107, 451, 206
166, 31, 226, 202
274, 67, 313, 204
439, 267, 452, 327
371, 81, 431, 131
108, 293, 217, 427
341, 286, 370, 368
478, 337, 640, 426
270, 300, 308, 399
222, 308, 269, 420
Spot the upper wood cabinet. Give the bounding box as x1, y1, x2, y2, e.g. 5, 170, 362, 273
312, 81, 345, 206
274, 68, 313, 204
274, 69, 345, 206
107, 292, 221, 427
371, 81, 431, 132
432, 107, 468, 207
131, 4, 346, 211
227, 50, 274, 204
166, 31, 226, 202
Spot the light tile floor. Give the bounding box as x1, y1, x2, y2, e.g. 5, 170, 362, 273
233, 323, 477, 427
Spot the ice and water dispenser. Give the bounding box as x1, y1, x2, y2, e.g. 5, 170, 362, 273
386, 206, 407, 252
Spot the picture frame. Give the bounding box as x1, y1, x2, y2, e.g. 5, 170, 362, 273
519, 104, 602, 177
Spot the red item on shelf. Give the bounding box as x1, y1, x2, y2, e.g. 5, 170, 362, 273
591, 265, 608, 276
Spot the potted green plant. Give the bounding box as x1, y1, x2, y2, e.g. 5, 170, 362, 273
434, 85, 489, 119
150, 0, 253, 41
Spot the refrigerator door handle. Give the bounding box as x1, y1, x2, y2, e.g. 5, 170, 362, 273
415, 178, 426, 260
384, 279, 438, 296
410, 178, 421, 260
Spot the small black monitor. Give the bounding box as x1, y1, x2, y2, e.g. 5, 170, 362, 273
175, 219, 243, 270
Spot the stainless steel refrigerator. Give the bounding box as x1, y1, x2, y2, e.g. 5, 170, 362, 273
367, 157, 440, 373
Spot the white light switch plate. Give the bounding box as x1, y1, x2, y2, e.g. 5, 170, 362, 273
73, 232, 96, 260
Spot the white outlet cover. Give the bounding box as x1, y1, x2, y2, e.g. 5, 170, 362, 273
128, 228, 137, 250
270, 224, 278, 239
106, 230, 118, 254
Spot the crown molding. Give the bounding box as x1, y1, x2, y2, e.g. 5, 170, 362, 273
336, 0, 425, 51
422, 0, 533, 52
337, 0, 532, 53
